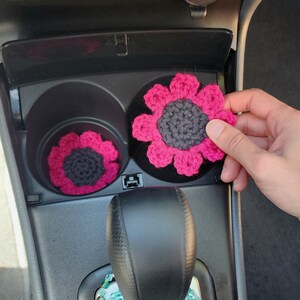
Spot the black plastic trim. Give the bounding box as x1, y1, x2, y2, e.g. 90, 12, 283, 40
1, 29, 233, 86
0, 0, 241, 50
78, 260, 217, 300
0, 65, 44, 299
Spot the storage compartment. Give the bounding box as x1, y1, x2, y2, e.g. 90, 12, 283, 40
0, 14, 243, 298
0, 0, 253, 299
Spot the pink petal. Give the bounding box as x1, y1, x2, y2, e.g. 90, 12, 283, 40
169, 73, 200, 99
79, 131, 102, 148
49, 168, 70, 187
147, 140, 174, 168
60, 183, 77, 195
58, 132, 80, 150
60, 179, 107, 195
132, 114, 160, 142
58, 161, 119, 195
97, 141, 119, 162
60, 182, 87, 195
173, 150, 203, 177
195, 84, 224, 117
199, 138, 225, 162
212, 110, 237, 126
101, 162, 119, 184
144, 84, 171, 113
92, 179, 107, 191
47, 146, 66, 169
48, 131, 119, 195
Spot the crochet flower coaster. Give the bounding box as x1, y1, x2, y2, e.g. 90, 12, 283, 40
47, 131, 119, 195
132, 73, 237, 177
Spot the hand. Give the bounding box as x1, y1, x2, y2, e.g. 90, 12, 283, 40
206, 89, 300, 218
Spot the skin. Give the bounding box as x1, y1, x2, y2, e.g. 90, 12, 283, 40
206, 89, 300, 218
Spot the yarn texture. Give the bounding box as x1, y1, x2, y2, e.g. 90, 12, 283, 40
132, 73, 237, 176
157, 99, 208, 150
63, 148, 105, 186
47, 131, 119, 195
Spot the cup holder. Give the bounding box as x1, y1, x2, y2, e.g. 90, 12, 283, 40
23, 74, 226, 195
127, 75, 214, 183
25, 81, 128, 195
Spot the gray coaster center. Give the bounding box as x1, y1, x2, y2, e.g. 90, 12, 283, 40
157, 99, 208, 150
63, 147, 105, 186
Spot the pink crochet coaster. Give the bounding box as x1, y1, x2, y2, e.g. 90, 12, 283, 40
132, 73, 237, 177
47, 131, 119, 195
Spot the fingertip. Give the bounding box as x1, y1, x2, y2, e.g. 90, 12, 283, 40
233, 168, 248, 192
224, 94, 233, 110
220, 169, 231, 183
233, 182, 245, 192
205, 119, 226, 139
221, 156, 241, 183
233, 181, 247, 192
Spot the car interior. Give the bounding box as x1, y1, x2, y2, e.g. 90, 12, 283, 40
0, 0, 299, 300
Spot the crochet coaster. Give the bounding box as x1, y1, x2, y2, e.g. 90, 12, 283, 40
132, 73, 237, 177
47, 131, 119, 195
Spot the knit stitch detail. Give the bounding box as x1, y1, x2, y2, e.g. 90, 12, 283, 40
63, 148, 105, 186
48, 131, 119, 195
132, 73, 237, 176
157, 99, 208, 150
147, 140, 175, 168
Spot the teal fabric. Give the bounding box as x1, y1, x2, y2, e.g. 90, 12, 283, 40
96, 274, 201, 300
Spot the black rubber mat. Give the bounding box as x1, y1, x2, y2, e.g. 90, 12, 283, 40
243, 1, 300, 299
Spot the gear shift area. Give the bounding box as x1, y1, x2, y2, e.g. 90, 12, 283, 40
94, 274, 202, 300
0, 1, 261, 299
78, 188, 217, 300
107, 188, 196, 300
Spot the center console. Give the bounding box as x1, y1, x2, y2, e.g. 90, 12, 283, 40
0, 1, 262, 299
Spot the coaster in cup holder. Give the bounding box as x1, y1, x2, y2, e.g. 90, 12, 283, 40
131, 73, 237, 177
25, 81, 127, 198
47, 131, 119, 195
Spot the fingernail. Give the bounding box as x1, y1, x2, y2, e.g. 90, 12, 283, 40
206, 120, 225, 139
221, 166, 228, 181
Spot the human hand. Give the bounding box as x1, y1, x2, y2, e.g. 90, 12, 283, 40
206, 89, 300, 218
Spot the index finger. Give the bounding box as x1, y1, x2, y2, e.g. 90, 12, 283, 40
224, 89, 287, 119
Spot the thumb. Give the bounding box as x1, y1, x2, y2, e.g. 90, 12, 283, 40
206, 119, 263, 172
